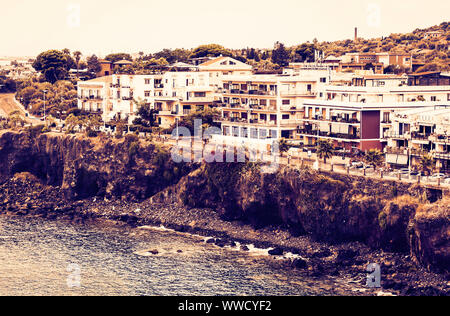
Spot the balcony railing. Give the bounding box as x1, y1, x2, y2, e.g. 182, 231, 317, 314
298, 129, 360, 140
224, 89, 277, 96
79, 95, 103, 101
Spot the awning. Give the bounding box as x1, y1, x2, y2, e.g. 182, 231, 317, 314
331, 123, 349, 134
319, 122, 330, 132
386, 153, 408, 165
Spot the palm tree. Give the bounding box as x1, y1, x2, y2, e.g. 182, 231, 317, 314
364, 149, 384, 169
278, 138, 292, 154
73, 51, 82, 76
316, 139, 334, 163
418, 154, 434, 176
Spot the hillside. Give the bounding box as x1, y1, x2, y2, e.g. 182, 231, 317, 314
235, 21, 449, 73
316, 21, 450, 72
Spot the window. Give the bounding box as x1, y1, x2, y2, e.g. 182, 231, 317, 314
431, 96, 437, 101
144, 91, 151, 97
320, 77, 326, 83
282, 114, 290, 120
145, 79, 151, 84
232, 127, 240, 137
194, 92, 206, 98
282, 99, 290, 105
259, 129, 267, 139
260, 99, 267, 106
241, 127, 248, 138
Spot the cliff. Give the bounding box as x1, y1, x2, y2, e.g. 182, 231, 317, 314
0, 130, 448, 274
155, 162, 449, 273
0, 130, 195, 201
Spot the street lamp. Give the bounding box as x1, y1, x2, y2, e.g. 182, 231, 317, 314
42, 89, 48, 126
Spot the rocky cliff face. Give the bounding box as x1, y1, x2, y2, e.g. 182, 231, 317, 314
158, 162, 449, 273
0, 130, 194, 201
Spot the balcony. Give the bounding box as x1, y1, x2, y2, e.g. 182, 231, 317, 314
298, 129, 360, 140
154, 84, 164, 89
79, 95, 103, 101
224, 89, 276, 96
280, 90, 316, 97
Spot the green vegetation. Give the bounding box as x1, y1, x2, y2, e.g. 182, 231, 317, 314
174, 108, 221, 134
418, 154, 435, 176
32, 50, 75, 83
316, 140, 334, 163
189, 44, 232, 58
15, 79, 77, 118
364, 149, 384, 169
131, 98, 157, 133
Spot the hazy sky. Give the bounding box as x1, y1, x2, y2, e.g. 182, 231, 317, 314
1, 0, 449, 57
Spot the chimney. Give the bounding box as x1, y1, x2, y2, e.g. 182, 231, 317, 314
354, 27, 358, 41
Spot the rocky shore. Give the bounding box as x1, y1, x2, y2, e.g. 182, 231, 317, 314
0, 171, 448, 296
0, 130, 448, 296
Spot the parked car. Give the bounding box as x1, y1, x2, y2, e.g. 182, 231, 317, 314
351, 161, 364, 168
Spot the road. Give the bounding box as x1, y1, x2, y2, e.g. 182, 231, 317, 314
0, 93, 41, 125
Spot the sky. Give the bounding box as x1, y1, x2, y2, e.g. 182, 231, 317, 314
0, 0, 449, 58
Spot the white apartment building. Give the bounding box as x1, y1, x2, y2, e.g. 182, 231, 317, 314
77, 76, 112, 122
384, 107, 450, 172
214, 71, 330, 146
301, 84, 450, 151
77, 56, 252, 127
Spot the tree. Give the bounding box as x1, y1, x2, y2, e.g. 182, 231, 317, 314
418, 154, 434, 176
65, 113, 79, 133
33, 50, 70, 83
278, 138, 292, 154
73, 51, 82, 75
84, 114, 102, 136
364, 149, 384, 169
316, 140, 334, 163
271, 42, 290, 67
176, 108, 221, 134
132, 98, 157, 129
189, 44, 232, 59
87, 55, 102, 77
293, 43, 316, 62
105, 53, 133, 64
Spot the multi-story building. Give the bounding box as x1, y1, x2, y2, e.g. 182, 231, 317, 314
300, 84, 450, 151
215, 72, 329, 145
77, 76, 112, 122
341, 52, 413, 71
384, 107, 450, 173
108, 71, 219, 126
78, 57, 254, 127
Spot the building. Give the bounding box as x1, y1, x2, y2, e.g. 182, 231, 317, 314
214, 72, 329, 145
384, 107, 450, 173
106, 71, 221, 127
77, 76, 112, 122
423, 31, 443, 39
198, 56, 253, 88
300, 85, 450, 151
97, 59, 113, 77
341, 52, 413, 71
352, 74, 408, 87
407, 71, 450, 86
